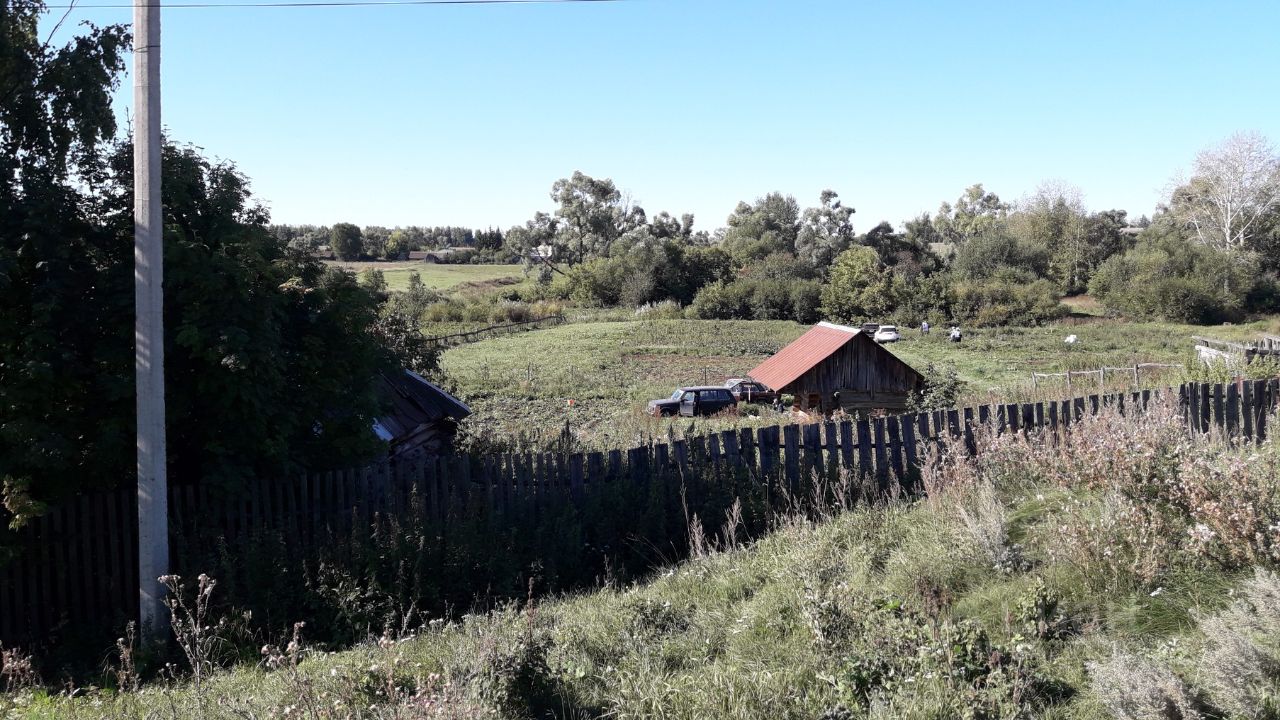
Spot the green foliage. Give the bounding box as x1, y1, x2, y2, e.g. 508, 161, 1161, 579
908, 362, 965, 412
687, 278, 822, 323
795, 189, 856, 267
1090, 222, 1267, 323
951, 231, 1051, 281
933, 183, 1010, 245
27, 404, 1280, 718
820, 246, 901, 323
329, 222, 363, 260
950, 268, 1065, 326
1, 138, 397, 521
358, 267, 387, 294
559, 239, 732, 308
720, 192, 802, 265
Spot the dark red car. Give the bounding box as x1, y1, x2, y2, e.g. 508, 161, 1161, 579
724, 378, 778, 404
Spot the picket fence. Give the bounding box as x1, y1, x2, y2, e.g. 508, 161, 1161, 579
1, 379, 1276, 650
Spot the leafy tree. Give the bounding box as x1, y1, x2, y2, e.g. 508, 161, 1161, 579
1089, 217, 1264, 323
820, 246, 902, 322
550, 171, 627, 264
951, 231, 1050, 281
359, 267, 388, 295
859, 221, 941, 278
934, 184, 1009, 245
385, 229, 409, 259
904, 212, 944, 249
1, 2, 131, 521
330, 222, 363, 260
950, 268, 1063, 326
3, 136, 400, 525
1168, 131, 1280, 256
1009, 182, 1089, 292
742, 252, 820, 282
720, 192, 801, 265
795, 190, 856, 267
361, 225, 390, 258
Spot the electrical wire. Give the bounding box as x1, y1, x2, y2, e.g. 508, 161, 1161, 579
31, 0, 620, 7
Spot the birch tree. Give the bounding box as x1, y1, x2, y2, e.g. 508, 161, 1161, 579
1171, 131, 1280, 255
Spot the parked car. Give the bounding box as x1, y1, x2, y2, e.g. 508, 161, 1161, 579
724, 378, 778, 404
646, 386, 738, 417
860, 322, 880, 335
873, 325, 901, 343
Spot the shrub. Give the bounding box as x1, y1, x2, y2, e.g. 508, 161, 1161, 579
1088, 651, 1202, 720
1196, 569, 1280, 718
1089, 229, 1260, 323
634, 300, 683, 320
688, 280, 752, 319
950, 268, 1064, 326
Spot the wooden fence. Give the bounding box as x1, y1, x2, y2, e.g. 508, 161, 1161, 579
424, 315, 565, 348
1, 379, 1277, 652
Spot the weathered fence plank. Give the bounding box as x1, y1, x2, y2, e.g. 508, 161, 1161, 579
872, 418, 889, 492
856, 419, 874, 478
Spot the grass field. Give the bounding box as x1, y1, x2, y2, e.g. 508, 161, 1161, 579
19, 407, 1280, 719
324, 260, 525, 291
441, 316, 1280, 450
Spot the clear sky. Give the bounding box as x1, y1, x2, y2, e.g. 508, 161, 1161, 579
50, 0, 1280, 232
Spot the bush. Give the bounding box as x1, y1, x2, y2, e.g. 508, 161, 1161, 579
1088, 651, 1203, 720
1196, 569, 1280, 718
1089, 228, 1262, 323
689, 278, 826, 323
687, 280, 752, 319
950, 268, 1064, 326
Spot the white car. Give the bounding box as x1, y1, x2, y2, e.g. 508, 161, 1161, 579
873, 325, 900, 343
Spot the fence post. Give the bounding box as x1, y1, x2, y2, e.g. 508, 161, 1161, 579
887, 416, 905, 483
569, 454, 585, 505
1242, 381, 1255, 441
856, 418, 874, 480
839, 420, 854, 469
901, 414, 919, 481
782, 424, 801, 496
1200, 383, 1211, 432
872, 418, 889, 493
1226, 383, 1240, 441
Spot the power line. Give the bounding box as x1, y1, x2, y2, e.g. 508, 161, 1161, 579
34, 0, 620, 7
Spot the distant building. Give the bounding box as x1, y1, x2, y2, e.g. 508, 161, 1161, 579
373, 370, 471, 458
748, 322, 925, 413
311, 245, 335, 260
408, 248, 463, 263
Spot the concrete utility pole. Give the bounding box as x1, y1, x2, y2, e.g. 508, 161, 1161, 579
134, 0, 169, 641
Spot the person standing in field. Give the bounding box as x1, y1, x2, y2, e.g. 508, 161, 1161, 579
921, 320, 930, 336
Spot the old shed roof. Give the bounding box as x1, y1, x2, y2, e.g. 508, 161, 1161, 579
748, 322, 863, 391
374, 370, 471, 442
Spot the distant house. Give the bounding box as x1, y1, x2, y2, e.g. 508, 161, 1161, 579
408, 248, 463, 263
374, 370, 471, 458
311, 245, 335, 260
748, 322, 925, 413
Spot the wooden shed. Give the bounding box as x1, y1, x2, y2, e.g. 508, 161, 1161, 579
747, 322, 924, 413
374, 370, 471, 458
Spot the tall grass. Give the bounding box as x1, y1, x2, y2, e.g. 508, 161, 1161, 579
8, 401, 1280, 719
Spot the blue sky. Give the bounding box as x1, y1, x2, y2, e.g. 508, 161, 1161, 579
53, 0, 1280, 232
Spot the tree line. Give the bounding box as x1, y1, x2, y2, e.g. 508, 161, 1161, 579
0, 5, 434, 524
312, 134, 1280, 328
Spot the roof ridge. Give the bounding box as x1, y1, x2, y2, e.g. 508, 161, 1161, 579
816, 321, 860, 334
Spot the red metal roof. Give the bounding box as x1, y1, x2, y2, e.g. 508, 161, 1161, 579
748, 322, 860, 391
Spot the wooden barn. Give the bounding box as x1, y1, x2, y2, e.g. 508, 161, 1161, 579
374, 370, 471, 458
748, 322, 925, 413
